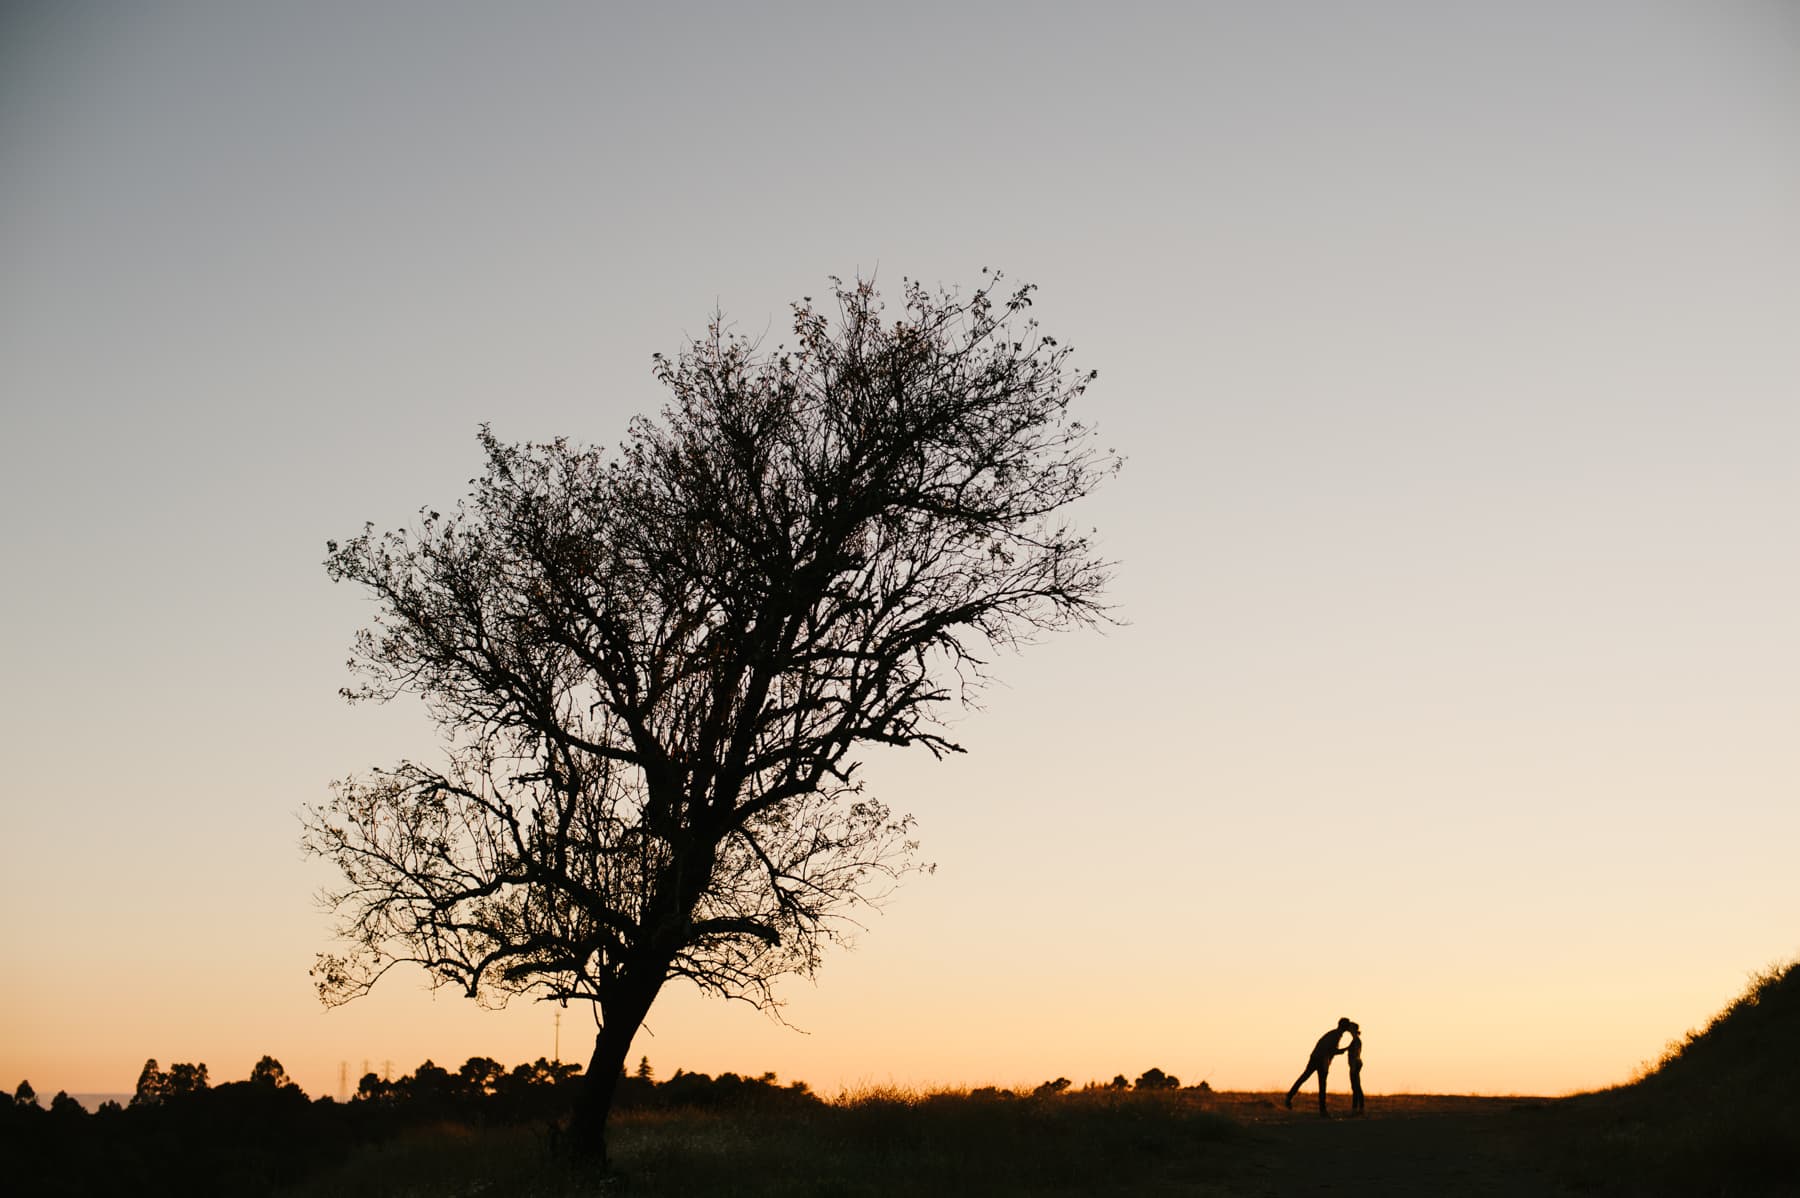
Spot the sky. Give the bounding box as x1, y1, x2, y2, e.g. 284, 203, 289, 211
2, 1, 1796, 1104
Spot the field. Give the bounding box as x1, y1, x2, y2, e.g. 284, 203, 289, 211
288, 1032, 1800, 1198
282, 1089, 1628, 1197
14, 961, 1795, 1196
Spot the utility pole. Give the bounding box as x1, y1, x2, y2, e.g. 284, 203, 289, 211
338, 1061, 348, 1102
554, 1009, 561, 1064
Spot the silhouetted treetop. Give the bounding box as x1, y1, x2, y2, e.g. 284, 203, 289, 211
132, 1059, 168, 1107
167, 1062, 209, 1096
249, 1055, 295, 1090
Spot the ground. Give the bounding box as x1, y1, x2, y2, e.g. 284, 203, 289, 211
1220, 1093, 1579, 1196
280, 1088, 1705, 1196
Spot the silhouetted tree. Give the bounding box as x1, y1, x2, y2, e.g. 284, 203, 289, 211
635, 1056, 654, 1081
132, 1059, 170, 1107
48, 1090, 84, 1117
305, 273, 1117, 1166
400, 1060, 457, 1114
492, 1057, 582, 1122
12, 1080, 36, 1108
249, 1055, 295, 1090
166, 1062, 209, 1097
459, 1056, 505, 1099
1134, 1067, 1180, 1091
512, 1057, 581, 1089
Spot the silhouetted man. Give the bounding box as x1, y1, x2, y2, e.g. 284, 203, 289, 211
1285, 1017, 1356, 1116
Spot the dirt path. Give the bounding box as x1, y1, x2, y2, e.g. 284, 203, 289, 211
1209, 1094, 1579, 1197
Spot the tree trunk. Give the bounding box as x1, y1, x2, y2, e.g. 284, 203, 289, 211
567, 982, 660, 1169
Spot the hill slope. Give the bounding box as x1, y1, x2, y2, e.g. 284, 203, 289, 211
1553, 958, 1800, 1195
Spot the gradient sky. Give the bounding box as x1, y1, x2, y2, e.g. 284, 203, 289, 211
3, 1, 1796, 1103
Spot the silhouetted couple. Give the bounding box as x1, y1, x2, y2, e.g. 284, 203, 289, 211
1284, 1017, 1363, 1117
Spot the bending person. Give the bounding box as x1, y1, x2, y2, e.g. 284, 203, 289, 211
1284, 1017, 1356, 1116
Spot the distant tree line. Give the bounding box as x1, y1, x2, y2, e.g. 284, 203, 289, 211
7, 1052, 1196, 1195
1012, 1067, 1202, 1099
3, 1053, 815, 1197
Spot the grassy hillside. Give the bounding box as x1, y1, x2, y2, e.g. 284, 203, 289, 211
1551, 958, 1800, 1196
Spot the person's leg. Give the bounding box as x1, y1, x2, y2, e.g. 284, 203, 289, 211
1350, 1067, 1364, 1114
1285, 1065, 1315, 1108
1316, 1063, 1330, 1115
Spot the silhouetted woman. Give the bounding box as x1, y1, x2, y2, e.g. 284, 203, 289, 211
1347, 1025, 1364, 1115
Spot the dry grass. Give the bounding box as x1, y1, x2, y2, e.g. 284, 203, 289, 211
292, 1086, 1244, 1197
288, 962, 1800, 1198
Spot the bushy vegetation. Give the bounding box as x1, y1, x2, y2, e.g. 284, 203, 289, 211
1, 1054, 813, 1197
6, 1057, 348, 1198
